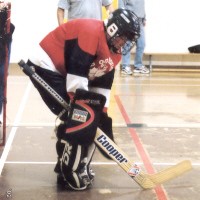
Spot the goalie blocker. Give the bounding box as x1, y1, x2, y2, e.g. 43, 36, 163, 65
59, 88, 106, 145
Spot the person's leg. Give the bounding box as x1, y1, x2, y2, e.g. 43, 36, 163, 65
134, 25, 149, 74
0, 62, 4, 123
84, 142, 96, 181
55, 89, 106, 190
134, 24, 145, 68
0, 40, 12, 123
121, 43, 132, 75
55, 137, 92, 190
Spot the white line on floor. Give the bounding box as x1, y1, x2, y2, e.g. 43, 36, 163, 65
4, 161, 200, 166
7, 122, 127, 127
0, 82, 32, 175
113, 83, 200, 87
4, 122, 200, 128
146, 123, 200, 128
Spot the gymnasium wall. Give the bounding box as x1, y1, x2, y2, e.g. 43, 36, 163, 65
9, 0, 200, 63
145, 0, 200, 53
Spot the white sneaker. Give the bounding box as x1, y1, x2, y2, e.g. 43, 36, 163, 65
134, 66, 150, 74
121, 66, 132, 75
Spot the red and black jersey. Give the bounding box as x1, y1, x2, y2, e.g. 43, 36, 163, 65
40, 19, 121, 109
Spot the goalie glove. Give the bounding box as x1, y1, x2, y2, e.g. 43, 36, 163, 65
62, 89, 106, 145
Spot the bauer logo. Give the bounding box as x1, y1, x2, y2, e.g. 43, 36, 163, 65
97, 134, 128, 163
72, 109, 88, 123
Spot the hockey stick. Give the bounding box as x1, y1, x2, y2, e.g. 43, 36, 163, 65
18, 60, 192, 189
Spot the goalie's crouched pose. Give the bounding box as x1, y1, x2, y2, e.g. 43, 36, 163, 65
25, 9, 140, 190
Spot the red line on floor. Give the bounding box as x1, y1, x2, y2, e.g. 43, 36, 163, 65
114, 95, 168, 200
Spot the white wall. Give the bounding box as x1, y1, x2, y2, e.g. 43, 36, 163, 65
10, 0, 58, 63
9, 0, 200, 63
145, 0, 200, 53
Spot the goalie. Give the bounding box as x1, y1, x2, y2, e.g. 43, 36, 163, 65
26, 9, 140, 190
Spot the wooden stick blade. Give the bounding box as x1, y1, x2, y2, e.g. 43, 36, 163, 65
134, 160, 192, 189
148, 160, 192, 185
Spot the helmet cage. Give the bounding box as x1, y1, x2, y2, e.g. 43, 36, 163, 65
121, 39, 136, 55
107, 35, 136, 55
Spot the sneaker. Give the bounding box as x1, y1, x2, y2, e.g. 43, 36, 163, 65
134, 66, 150, 74
121, 66, 132, 75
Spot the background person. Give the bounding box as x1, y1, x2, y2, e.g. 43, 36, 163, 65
0, 2, 15, 126
119, 0, 149, 75
57, 0, 114, 25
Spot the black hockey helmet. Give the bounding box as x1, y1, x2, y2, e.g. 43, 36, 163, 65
105, 8, 140, 55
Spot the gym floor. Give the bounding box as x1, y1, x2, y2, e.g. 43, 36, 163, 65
0, 65, 199, 200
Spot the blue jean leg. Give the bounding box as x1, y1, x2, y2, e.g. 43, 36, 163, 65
121, 24, 145, 69
121, 46, 131, 68
134, 24, 145, 68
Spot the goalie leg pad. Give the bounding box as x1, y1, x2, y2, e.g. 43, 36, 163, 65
85, 143, 96, 181
55, 125, 96, 190
98, 113, 114, 141
60, 140, 92, 190
54, 139, 65, 174
63, 89, 106, 145
97, 112, 114, 160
